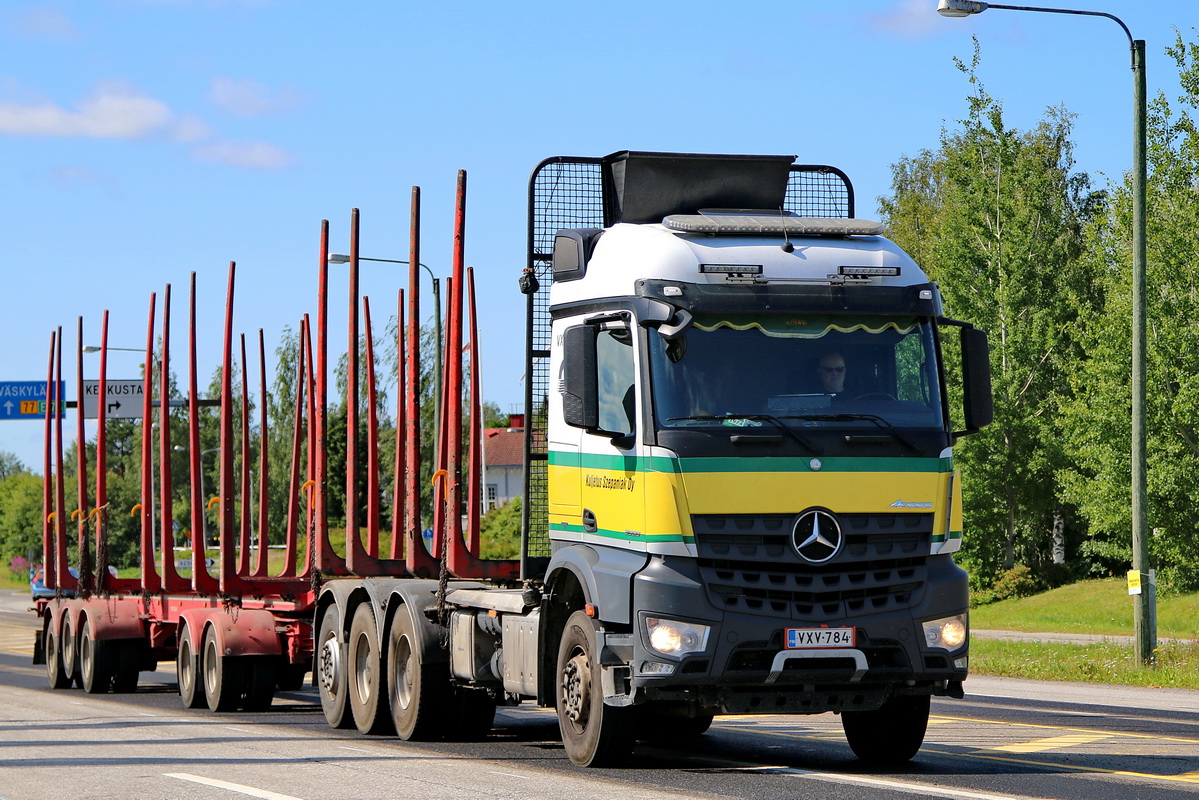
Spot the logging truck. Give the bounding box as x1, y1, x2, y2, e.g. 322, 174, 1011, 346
33, 151, 992, 767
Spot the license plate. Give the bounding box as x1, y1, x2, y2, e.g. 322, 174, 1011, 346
785, 627, 856, 649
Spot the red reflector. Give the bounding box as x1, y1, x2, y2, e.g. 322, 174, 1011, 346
584, 603, 597, 618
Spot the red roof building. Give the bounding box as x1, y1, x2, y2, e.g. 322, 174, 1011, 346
482, 424, 524, 511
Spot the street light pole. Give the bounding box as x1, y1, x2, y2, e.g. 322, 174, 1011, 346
937, 0, 1155, 664
327, 254, 443, 454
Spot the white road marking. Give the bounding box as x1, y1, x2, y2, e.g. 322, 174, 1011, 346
165, 773, 304, 800
488, 771, 532, 780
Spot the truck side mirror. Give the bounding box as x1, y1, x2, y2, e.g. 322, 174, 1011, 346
562, 325, 599, 429
959, 327, 993, 435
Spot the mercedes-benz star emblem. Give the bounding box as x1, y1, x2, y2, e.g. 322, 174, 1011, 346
792, 509, 843, 563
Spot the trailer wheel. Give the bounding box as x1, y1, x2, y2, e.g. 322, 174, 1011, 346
44, 616, 71, 690
386, 606, 448, 741
62, 615, 82, 688
111, 642, 141, 693
242, 657, 277, 712
80, 618, 114, 694
317, 605, 353, 729
177, 624, 206, 709
348, 604, 392, 735
556, 611, 635, 767
841, 694, 930, 764
203, 625, 244, 712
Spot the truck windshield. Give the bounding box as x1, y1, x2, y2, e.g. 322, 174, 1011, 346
649, 313, 946, 433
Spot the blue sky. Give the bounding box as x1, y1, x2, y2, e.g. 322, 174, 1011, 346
0, 0, 1191, 471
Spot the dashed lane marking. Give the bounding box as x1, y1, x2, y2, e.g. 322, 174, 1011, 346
165, 773, 304, 800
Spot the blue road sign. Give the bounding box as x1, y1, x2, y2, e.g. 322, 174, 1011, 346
0, 381, 66, 420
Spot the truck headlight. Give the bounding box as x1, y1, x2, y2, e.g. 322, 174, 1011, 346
645, 617, 710, 657
922, 614, 968, 651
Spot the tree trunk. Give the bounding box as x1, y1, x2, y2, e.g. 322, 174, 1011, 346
1051, 509, 1066, 565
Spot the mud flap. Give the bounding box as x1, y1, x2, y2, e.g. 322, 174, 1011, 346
33, 628, 45, 666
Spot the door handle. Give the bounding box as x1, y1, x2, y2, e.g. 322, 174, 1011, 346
582, 508, 597, 533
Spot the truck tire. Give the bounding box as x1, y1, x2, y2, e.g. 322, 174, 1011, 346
386, 606, 448, 741
203, 625, 244, 712
242, 657, 277, 712
44, 616, 71, 690
556, 610, 635, 767
111, 641, 141, 694
317, 605, 353, 729
348, 603, 392, 734
177, 624, 206, 709
62, 615, 82, 688
80, 618, 114, 694
841, 694, 930, 764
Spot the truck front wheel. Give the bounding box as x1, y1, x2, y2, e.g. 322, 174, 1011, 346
555, 611, 635, 767
841, 694, 930, 764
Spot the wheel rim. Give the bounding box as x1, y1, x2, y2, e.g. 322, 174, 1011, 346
353, 631, 374, 703
203, 634, 218, 695
178, 635, 194, 695
80, 626, 93, 685
319, 633, 340, 695
63, 621, 76, 671
392, 633, 413, 708
560, 650, 591, 728
46, 628, 58, 664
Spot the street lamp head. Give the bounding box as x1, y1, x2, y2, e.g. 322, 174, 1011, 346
82, 345, 101, 353
327, 253, 351, 264
937, 0, 988, 17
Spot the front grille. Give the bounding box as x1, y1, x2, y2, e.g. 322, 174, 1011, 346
693, 513, 933, 623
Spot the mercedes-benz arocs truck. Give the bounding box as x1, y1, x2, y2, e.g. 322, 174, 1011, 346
35, 151, 992, 769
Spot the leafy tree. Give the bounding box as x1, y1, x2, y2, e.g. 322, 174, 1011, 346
480, 497, 521, 560
0, 469, 42, 564
1060, 31, 1199, 593
879, 40, 1097, 588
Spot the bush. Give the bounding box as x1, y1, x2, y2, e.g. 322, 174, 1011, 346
480, 498, 521, 560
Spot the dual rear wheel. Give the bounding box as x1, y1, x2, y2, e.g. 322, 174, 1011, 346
46, 614, 140, 694
175, 623, 278, 712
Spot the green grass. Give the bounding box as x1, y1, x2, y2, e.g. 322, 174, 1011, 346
971, 577, 1199, 639
970, 578, 1199, 688
971, 637, 1199, 689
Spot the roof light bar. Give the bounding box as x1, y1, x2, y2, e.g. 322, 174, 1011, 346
839, 266, 901, 277
699, 264, 763, 275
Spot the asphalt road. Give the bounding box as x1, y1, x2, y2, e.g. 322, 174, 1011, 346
2, 591, 1197, 800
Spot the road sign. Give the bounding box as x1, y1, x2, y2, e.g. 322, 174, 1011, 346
0, 381, 65, 420
81, 380, 145, 420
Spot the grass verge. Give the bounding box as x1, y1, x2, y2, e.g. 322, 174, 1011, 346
972, 577, 1199, 640
970, 637, 1199, 690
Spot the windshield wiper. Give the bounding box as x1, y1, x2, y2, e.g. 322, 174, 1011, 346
667, 414, 822, 454
782, 413, 920, 453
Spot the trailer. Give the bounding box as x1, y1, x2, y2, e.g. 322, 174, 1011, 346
34, 151, 993, 768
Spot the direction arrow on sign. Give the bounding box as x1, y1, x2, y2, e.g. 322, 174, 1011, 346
0, 381, 66, 420
81, 380, 145, 420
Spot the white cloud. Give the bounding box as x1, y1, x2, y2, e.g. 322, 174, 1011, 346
191, 140, 295, 169
208, 77, 303, 117
867, 0, 944, 38
0, 85, 175, 139
0, 81, 296, 170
